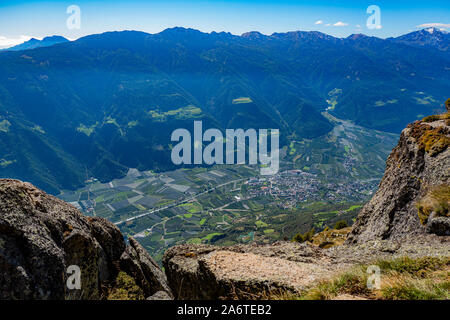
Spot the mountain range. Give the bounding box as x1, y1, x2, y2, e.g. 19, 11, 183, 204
0, 27, 448, 193
1, 36, 70, 52
389, 27, 449, 51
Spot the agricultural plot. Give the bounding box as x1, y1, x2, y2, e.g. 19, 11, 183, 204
58, 165, 262, 258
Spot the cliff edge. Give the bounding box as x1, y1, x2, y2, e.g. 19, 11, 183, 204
347, 115, 449, 243
0, 179, 172, 299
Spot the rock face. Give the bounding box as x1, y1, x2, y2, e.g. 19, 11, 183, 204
347, 118, 449, 243
0, 179, 172, 300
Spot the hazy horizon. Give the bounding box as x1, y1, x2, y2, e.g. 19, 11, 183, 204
1, 0, 449, 49
2, 24, 448, 50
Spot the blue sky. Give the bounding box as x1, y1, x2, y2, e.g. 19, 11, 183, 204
0, 0, 449, 48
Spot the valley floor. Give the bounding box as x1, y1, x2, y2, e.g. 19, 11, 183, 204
58, 114, 399, 263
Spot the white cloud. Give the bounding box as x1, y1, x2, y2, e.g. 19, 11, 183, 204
0, 35, 37, 49
325, 23, 331, 27
417, 23, 450, 29
356, 24, 361, 28
333, 21, 349, 27
315, 20, 323, 25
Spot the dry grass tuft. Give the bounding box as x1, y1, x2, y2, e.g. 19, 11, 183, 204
416, 184, 450, 225
269, 256, 450, 300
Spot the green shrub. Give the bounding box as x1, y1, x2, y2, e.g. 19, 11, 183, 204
107, 271, 145, 300
334, 220, 348, 230
419, 128, 450, 156
422, 115, 441, 122
292, 228, 315, 243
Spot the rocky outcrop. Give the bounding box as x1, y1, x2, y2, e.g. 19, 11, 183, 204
120, 237, 172, 296
163, 242, 349, 299
0, 179, 172, 300
347, 117, 449, 243
147, 290, 173, 300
